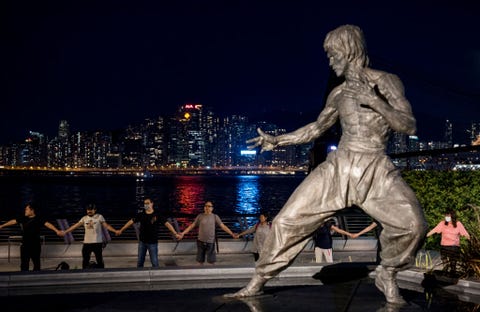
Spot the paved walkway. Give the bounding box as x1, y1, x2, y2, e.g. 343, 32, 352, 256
0, 250, 377, 271
2, 251, 480, 311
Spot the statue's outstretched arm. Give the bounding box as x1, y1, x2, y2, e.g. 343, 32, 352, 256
247, 101, 338, 153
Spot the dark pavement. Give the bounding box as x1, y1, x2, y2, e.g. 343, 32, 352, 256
4, 276, 477, 312
2, 252, 480, 311
3, 262, 480, 312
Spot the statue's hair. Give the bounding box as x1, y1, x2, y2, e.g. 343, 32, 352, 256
323, 24, 369, 67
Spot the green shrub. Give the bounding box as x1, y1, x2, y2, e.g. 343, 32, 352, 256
403, 170, 480, 279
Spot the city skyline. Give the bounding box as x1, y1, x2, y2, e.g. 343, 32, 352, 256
2, 103, 478, 173
0, 104, 477, 147
2, 2, 479, 145
0, 103, 314, 170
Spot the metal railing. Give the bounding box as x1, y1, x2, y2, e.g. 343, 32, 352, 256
0, 211, 375, 244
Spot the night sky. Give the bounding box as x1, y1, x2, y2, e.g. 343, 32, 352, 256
2, 1, 479, 145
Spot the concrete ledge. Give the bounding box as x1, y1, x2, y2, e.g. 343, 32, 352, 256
2, 261, 480, 303
393, 269, 480, 298
370, 269, 480, 304
0, 264, 324, 297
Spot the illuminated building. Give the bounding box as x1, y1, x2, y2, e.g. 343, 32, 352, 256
144, 117, 167, 167
47, 120, 73, 167
444, 119, 453, 148
122, 124, 144, 167
469, 121, 480, 143
58, 120, 70, 141
169, 104, 209, 167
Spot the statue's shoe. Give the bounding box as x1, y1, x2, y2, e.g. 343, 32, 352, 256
223, 275, 266, 298
374, 266, 407, 305
223, 287, 264, 298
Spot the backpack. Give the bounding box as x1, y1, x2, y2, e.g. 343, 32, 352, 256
55, 261, 70, 270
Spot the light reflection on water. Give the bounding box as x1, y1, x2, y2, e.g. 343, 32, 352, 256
0, 175, 303, 220
173, 176, 207, 214
235, 176, 260, 215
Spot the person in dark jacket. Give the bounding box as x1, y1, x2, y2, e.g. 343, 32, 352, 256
313, 218, 353, 263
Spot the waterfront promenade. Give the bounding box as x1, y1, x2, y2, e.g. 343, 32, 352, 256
0, 238, 380, 272
2, 239, 480, 311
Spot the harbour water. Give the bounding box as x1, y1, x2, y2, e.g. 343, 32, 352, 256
0, 175, 305, 220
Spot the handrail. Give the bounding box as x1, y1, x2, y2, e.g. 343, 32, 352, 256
0, 211, 375, 244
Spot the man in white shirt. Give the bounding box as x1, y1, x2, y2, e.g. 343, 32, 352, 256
63, 204, 119, 269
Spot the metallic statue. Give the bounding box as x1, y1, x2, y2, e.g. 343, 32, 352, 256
225, 24, 428, 305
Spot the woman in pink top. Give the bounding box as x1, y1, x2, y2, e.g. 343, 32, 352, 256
427, 209, 470, 275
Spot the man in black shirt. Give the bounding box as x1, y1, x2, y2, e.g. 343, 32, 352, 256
0, 203, 63, 271
119, 198, 180, 268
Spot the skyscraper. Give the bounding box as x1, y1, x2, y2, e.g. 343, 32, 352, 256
58, 120, 70, 141
444, 119, 453, 147
169, 104, 207, 167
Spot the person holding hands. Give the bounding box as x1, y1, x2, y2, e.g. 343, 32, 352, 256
236, 212, 272, 261
0, 202, 63, 271
427, 209, 470, 275
63, 203, 119, 269
118, 198, 180, 268
178, 201, 237, 265
313, 218, 354, 263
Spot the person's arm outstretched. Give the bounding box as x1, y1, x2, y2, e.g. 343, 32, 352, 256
63, 221, 83, 235
44, 221, 64, 236
331, 224, 354, 238
219, 222, 237, 238
118, 219, 135, 236
164, 221, 182, 239
351, 222, 378, 239
457, 221, 471, 240
102, 221, 121, 236
178, 220, 197, 240
426, 222, 442, 238
0, 219, 17, 229
237, 226, 256, 239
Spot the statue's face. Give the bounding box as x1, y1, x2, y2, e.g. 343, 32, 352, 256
326, 49, 347, 77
